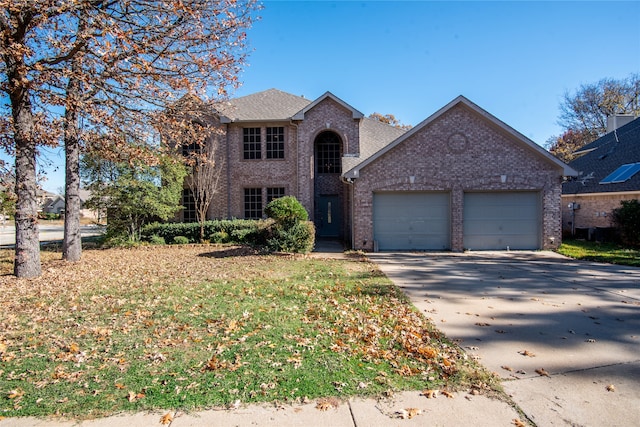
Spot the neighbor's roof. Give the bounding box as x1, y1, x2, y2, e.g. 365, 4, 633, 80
563, 117, 640, 195
344, 95, 577, 179
213, 88, 311, 122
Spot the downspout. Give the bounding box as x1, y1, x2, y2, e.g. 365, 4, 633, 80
289, 120, 300, 199
342, 175, 355, 250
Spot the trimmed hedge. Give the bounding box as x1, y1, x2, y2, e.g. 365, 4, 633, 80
141, 219, 265, 246
141, 196, 314, 253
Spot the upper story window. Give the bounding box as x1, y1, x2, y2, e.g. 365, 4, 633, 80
316, 131, 342, 174
243, 127, 261, 160
181, 140, 203, 158
266, 127, 285, 159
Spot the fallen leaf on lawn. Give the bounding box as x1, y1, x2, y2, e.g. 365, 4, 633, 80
606, 384, 615, 392
441, 391, 454, 398
535, 368, 550, 377
475, 322, 491, 327
316, 397, 339, 411
8, 389, 24, 399
127, 391, 137, 402
396, 408, 422, 419
513, 419, 526, 427
501, 365, 513, 372
160, 412, 173, 424
0, 342, 7, 354
519, 350, 535, 357
421, 389, 438, 398
115, 383, 126, 389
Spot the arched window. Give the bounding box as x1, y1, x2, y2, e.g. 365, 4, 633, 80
315, 131, 342, 174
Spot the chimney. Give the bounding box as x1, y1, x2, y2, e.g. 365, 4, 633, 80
606, 115, 635, 133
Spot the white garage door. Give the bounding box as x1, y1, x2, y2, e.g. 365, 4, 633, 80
464, 192, 540, 250
373, 192, 450, 250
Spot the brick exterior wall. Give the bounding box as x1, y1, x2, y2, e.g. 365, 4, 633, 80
561, 192, 640, 235
187, 94, 566, 252
351, 104, 564, 251
203, 97, 357, 228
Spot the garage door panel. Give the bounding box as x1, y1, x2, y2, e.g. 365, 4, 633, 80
374, 192, 450, 250
464, 192, 540, 250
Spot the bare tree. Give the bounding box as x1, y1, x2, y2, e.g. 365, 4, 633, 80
548, 74, 640, 159
1, 1, 258, 276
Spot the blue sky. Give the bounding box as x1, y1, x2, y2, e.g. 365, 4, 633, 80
10, 0, 640, 193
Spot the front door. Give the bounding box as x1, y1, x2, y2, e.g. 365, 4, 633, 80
316, 195, 341, 237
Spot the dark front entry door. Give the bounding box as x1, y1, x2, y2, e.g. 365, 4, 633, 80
316, 195, 341, 237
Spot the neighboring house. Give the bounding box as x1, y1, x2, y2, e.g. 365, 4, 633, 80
41, 189, 101, 221
186, 88, 575, 251
561, 116, 640, 237
42, 194, 65, 214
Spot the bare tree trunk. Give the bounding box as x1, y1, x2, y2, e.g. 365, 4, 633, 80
63, 75, 82, 262
13, 98, 41, 278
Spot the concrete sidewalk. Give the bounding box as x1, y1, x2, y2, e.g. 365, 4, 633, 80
0, 392, 521, 426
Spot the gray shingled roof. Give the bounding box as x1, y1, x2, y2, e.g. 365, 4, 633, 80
213, 88, 311, 122
345, 117, 408, 170
563, 117, 640, 194
212, 88, 408, 171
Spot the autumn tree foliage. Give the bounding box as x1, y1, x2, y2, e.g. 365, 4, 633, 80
545, 128, 599, 163
547, 74, 640, 161
1, 0, 258, 277
368, 112, 413, 130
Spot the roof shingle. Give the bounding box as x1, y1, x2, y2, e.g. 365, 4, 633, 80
563, 117, 640, 194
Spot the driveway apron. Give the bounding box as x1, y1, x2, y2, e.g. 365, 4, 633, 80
371, 251, 640, 427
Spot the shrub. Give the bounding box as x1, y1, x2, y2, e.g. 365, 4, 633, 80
148, 235, 166, 245
209, 231, 229, 244
612, 199, 640, 247
173, 235, 190, 245
265, 196, 308, 226
267, 221, 315, 253
263, 197, 314, 253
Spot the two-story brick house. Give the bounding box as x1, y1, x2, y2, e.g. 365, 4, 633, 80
184, 88, 575, 251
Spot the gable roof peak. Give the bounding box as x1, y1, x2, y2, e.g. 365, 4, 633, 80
292, 91, 364, 121
344, 95, 577, 178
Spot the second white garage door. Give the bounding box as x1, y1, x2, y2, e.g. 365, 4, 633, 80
463, 192, 540, 250
373, 192, 450, 250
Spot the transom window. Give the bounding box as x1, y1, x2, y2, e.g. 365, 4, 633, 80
244, 188, 263, 219
266, 187, 285, 204
316, 131, 342, 174
182, 189, 197, 223
266, 127, 285, 159
243, 128, 261, 160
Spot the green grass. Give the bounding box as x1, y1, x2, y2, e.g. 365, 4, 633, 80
557, 239, 640, 267
0, 246, 496, 419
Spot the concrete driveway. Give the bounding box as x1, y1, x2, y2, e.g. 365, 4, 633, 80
371, 251, 640, 427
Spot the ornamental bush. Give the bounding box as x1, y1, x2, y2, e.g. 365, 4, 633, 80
612, 199, 640, 247
264, 197, 314, 253
264, 196, 308, 226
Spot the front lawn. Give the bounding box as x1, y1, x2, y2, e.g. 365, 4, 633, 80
0, 246, 496, 419
557, 239, 640, 267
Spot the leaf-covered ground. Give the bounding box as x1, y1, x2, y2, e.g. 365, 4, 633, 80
0, 246, 496, 418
